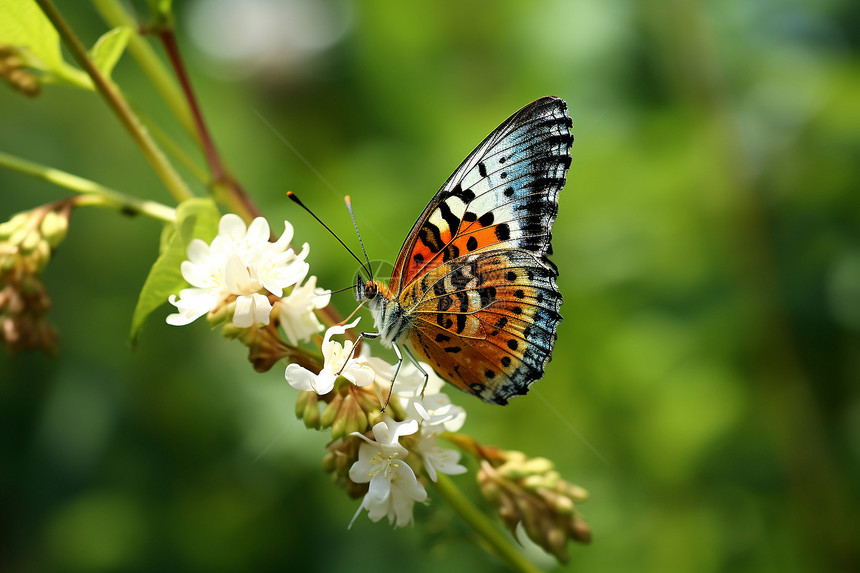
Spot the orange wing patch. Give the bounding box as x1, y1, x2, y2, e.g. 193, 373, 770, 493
402, 250, 561, 404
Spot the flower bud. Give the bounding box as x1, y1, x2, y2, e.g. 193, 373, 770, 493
475, 447, 590, 563
295, 390, 321, 429
0, 45, 41, 97
320, 393, 340, 429
17, 229, 40, 254
567, 517, 592, 543
323, 437, 368, 500
40, 210, 69, 248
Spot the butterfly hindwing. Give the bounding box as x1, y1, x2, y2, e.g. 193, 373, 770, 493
390, 97, 573, 295
402, 250, 563, 404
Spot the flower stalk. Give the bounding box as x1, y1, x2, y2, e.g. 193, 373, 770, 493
33, 0, 194, 204
154, 26, 263, 223
0, 151, 176, 223
433, 473, 544, 573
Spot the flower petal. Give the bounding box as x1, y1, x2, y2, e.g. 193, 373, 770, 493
285, 363, 317, 392
218, 213, 247, 240
166, 289, 219, 326
245, 217, 271, 246
270, 220, 295, 252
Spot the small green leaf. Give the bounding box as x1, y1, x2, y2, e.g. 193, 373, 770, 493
89, 26, 131, 79
146, 0, 174, 28
130, 198, 221, 345
0, 0, 92, 89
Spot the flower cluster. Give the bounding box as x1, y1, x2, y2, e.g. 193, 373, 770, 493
167, 214, 329, 341
0, 205, 70, 353
0, 45, 41, 97
287, 317, 468, 527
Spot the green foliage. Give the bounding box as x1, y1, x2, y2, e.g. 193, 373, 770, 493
88, 26, 131, 80
129, 198, 220, 345
0, 0, 90, 88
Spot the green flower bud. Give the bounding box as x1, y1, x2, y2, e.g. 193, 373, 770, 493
320, 394, 341, 429
0, 213, 30, 239
340, 394, 369, 437
302, 397, 321, 430
40, 211, 69, 248
16, 229, 40, 253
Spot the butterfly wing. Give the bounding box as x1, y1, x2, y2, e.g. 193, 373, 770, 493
390, 97, 572, 404
401, 250, 563, 404
388, 96, 573, 295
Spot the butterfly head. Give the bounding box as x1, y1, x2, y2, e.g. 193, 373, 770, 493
354, 272, 378, 303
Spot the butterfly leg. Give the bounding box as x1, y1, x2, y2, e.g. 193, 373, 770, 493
335, 331, 379, 377
381, 343, 405, 412
337, 331, 400, 411
402, 345, 430, 399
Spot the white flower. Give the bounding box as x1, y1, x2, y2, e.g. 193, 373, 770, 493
166, 214, 309, 328
276, 274, 331, 345
363, 355, 468, 483
412, 427, 467, 482
408, 390, 467, 433
285, 318, 374, 395
366, 356, 466, 433
348, 418, 427, 528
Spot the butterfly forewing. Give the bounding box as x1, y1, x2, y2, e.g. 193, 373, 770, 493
380, 97, 572, 404
390, 97, 573, 294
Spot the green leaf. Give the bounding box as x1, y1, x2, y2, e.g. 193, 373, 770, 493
0, 0, 92, 89
146, 0, 174, 28
89, 26, 131, 79
129, 198, 221, 345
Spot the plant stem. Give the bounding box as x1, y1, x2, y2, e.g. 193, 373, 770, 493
91, 0, 198, 143
156, 28, 263, 222
141, 114, 209, 183
35, 0, 194, 204
432, 474, 542, 573
0, 151, 175, 223
92, 0, 344, 327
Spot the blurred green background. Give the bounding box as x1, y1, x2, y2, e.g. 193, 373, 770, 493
2, 0, 859, 571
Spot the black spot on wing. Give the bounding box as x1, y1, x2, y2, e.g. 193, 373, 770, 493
419, 222, 443, 252
442, 243, 460, 262
495, 223, 510, 241
456, 313, 467, 333
455, 291, 469, 313
478, 212, 494, 227
445, 183, 476, 203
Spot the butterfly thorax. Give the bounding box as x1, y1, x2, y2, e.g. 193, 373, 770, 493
355, 278, 411, 348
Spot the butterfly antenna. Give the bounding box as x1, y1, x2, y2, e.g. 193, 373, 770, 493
344, 196, 374, 281
328, 284, 358, 295
287, 192, 371, 277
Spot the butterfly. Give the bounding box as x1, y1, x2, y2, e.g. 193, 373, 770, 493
355, 97, 572, 405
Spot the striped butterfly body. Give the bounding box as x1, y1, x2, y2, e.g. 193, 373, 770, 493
356, 97, 573, 404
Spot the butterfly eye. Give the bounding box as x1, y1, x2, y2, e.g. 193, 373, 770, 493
364, 281, 378, 300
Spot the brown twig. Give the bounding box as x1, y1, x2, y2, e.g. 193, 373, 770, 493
155, 28, 264, 224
